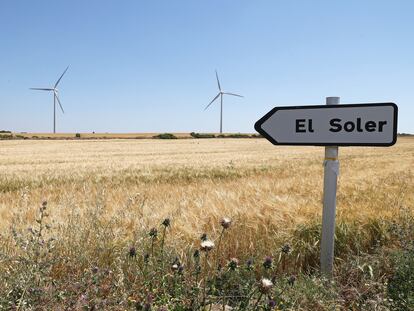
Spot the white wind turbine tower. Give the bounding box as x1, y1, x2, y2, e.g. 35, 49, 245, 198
30, 66, 69, 133
204, 70, 243, 134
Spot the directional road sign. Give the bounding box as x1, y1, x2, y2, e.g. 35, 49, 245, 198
255, 103, 398, 146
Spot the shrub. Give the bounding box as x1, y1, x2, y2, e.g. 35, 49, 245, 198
190, 132, 215, 139
0, 134, 12, 140
217, 133, 252, 138
154, 133, 177, 139
75, 133, 81, 138
226, 133, 251, 138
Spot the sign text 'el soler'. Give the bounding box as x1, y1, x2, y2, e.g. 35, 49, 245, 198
255, 103, 398, 146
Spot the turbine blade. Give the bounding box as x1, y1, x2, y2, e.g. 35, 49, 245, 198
30, 88, 54, 91
54, 65, 69, 88
215, 70, 221, 91
204, 93, 220, 110
223, 92, 243, 98
55, 93, 65, 114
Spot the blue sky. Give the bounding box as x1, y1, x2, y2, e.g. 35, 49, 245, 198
1, 1, 413, 133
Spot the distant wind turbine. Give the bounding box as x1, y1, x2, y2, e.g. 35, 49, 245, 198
30, 66, 69, 133
204, 70, 243, 134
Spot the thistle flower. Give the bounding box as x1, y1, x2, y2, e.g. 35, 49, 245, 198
196, 265, 202, 274
263, 256, 273, 269
129, 246, 136, 258
200, 233, 208, 241
149, 227, 158, 239
200, 240, 215, 252
143, 253, 150, 263
288, 275, 296, 286
40, 201, 47, 213
268, 299, 276, 308
162, 218, 170, 227
193, 249, 200, 258
171, 263, 179, 271
281, 244, 291, 254
171, 257, 181, 271
228, 257, 239, 270
220, 217, 232, 229
259, 278, 273, 293
246, 258, 254, 269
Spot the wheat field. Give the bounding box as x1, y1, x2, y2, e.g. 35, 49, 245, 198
1, 137, 413, 256
1, 138, 413, 244
1, 137, 413, 309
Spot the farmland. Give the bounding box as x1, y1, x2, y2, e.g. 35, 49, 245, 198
0, 137, 413, 310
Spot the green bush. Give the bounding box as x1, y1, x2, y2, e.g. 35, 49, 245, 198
226, 133, 251, 138
75, 133, 81, 138
190, 132, 215, 138
387, 249, 414, 310
0, 134, 12, 140
154, 133, 177, 139
217, 133, 252, 138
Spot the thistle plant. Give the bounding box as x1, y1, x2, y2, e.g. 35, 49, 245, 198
160, 218, 170, 264
216, 217, 232, 268
200, 239, 215, 307
279, 243, 292, 273
149, 227, 158, 258
253, 278, 273, 309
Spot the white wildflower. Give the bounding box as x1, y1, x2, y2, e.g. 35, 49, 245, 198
200, 240, 215, 252
220, 217, 232, 229
259, 278, 273, 293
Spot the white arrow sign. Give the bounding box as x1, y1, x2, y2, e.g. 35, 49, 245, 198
255, 103, 398, 146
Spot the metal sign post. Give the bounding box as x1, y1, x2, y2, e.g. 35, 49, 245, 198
255, 98, 398, 277
320, 97, 339, 276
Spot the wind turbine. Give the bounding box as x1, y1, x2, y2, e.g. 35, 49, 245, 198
30, 66, 69, 133
204, 70, 243, 134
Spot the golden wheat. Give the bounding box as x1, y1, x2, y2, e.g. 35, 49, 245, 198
0, 137, 413, 254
